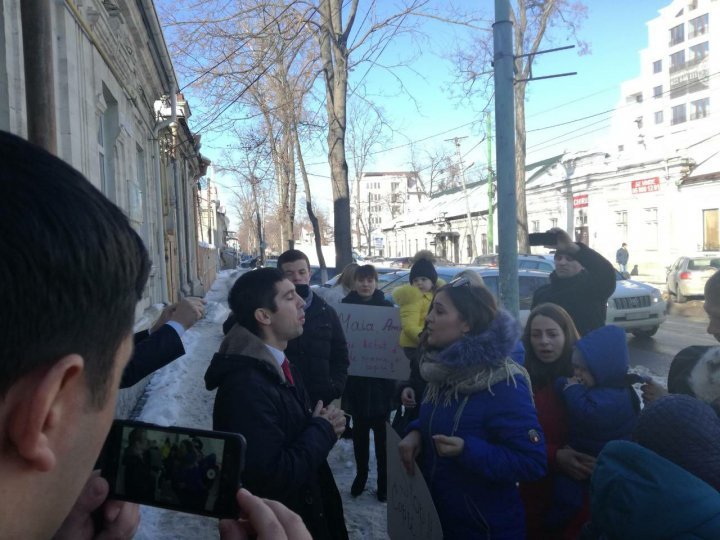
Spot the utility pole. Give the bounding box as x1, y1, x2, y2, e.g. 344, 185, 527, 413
446, 136, 476, 262
493, 0, 519, 317
20, 0, 57, 154
486, 112, 495, 254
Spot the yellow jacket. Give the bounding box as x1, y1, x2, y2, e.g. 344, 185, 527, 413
392, 280, 445, 347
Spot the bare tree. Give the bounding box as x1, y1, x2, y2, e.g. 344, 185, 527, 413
314, 0, 430, 269
451, 0, 588, 251
346, 96, 389, 253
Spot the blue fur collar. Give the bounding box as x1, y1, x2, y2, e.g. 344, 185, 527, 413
434, 310, 521, 369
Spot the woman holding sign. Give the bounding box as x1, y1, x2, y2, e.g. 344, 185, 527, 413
341, 264, 395, 502
398, 278, 547, 539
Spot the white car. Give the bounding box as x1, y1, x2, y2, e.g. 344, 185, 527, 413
606, 270, 666, 338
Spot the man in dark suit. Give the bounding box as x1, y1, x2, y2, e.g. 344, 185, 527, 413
121, 297, 205, 388
205, 268, 348, 539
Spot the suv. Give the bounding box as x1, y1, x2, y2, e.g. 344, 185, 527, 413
666, 255, 720, 303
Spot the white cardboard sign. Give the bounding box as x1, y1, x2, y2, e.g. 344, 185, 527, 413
334, 304, 409, 380
386, 424, 443, 540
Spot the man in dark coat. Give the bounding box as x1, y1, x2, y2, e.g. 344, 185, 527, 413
121, 297, 205, 388
278, 249, 350, 407
531, 227, 616, 336
205, 268, 348, 540
615, 243, 629, 273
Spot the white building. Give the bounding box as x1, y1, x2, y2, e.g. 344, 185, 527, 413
0, 1, 218, 306
352, 171, 425, 256
611, 0, 718, 160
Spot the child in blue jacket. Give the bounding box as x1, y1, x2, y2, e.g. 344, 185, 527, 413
547, 324, 642, 530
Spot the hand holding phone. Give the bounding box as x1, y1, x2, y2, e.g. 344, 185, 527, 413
219, 488, 312, 540
99, 420, 245, 519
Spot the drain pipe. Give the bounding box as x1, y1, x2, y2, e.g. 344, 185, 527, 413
153, 90, 177, 302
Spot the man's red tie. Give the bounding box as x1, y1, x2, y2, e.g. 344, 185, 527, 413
281, 357, 294, 385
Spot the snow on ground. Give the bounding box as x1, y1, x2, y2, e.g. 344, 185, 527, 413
133, 269, 388, 539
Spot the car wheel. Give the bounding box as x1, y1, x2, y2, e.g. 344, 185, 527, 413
632, 327, 659, 338
676, 288, 687, 303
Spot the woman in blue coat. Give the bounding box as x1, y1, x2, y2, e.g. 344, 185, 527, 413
399, 278, 547, 539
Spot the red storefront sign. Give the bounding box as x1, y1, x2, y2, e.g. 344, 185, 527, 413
631, 177, 660, 194
573, 194, 588, 208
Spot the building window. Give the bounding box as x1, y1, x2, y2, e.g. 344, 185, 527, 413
704, 208, 719, 251
690, 97, 710, 120
670, 23, 685, 46
653, 59, 662, 73
655, 110, 664, 124
644, 208, 659, 251
689, 41, 709, 64
551, 217, 558, 228
689, 13, 708, 38
653, 85, 663, 98
670, 50, 685, 72
671, 103, 687, 124
531, 220, 540, 233
615, 210, 628, 241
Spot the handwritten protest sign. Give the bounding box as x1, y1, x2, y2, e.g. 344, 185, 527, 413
386, 424, 443, 540
334, 304, 409, 380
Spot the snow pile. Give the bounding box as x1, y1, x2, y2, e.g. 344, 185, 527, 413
133, 269, 388, 539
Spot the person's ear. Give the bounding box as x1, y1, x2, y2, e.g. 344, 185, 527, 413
7, 354, 85, 472
254, 307, 272, 327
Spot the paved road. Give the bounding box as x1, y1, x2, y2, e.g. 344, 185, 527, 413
628, 300, 716, 379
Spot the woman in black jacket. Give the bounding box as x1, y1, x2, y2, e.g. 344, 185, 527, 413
341, 264, 395, 501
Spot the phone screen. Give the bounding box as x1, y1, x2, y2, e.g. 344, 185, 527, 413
528, 232, 558, 247
100, 420, 245, 519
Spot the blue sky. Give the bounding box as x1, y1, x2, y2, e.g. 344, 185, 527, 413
194, 1, 670, 223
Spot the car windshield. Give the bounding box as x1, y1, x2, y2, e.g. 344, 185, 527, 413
688, 258, 720, 271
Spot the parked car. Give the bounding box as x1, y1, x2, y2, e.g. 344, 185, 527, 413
388, 256, 456, 268
376, 266, 551, 326
473, 253, 556, 273
318, 266, 398, 289
666, 255, 720, 303
308, 265, 337, 287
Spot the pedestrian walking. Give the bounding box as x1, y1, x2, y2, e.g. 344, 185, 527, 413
615, 243, 629, 273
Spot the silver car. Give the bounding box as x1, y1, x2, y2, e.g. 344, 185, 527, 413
666, 255, 720, 303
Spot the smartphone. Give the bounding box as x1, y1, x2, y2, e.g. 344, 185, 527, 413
528, 232, 558, 246
99, 420, 246, 518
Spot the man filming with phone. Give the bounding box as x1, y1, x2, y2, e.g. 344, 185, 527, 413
531, 227, 616, 336
0, 131, 311, 540
205, 268, 348, 540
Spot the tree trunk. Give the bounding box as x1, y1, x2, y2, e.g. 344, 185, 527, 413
293, 118, 328, 277
319, 0, 353, 270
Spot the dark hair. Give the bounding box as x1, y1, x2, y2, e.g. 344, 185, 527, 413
355, 264, 378, 282
228, 268, 284, 336
707, 270, 720, 300
128, 428, 147, 446
434, 283, 497, 335
523, 303, 579, 389
277, 249, 310, 271
0, 131, 150, 408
